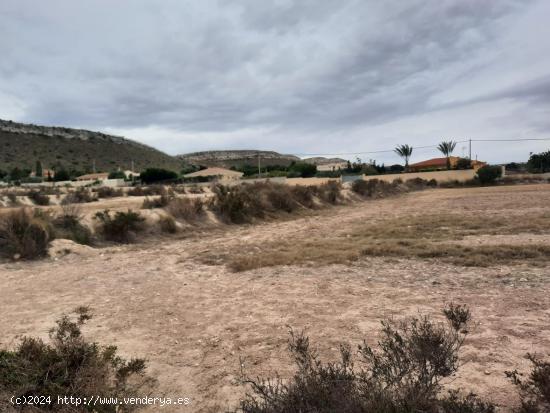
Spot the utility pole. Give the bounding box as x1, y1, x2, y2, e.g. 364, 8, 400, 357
468, 139, 472, 160
92, 159, 96, 173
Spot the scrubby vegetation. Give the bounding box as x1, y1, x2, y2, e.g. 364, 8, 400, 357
94, 210, 145, 243
165, 197, 205, 222
315, 181, 343, 204
237, 304, 495, 413
127, 185, 166, 197
95, 186, 123, 198
476, 165, 503, 185
142, 194, 171, 209
210, 181, 343, 224
507, 354, 550, 413
0, 307, 154, 412
139, 168, 178, 184
62, 188, 98, 204
0, 208, 53, 260
28, 189, 50, 206
53, 204, 93, 245
158, 215, 178, 233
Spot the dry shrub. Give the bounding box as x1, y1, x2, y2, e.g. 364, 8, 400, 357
159, 215, 178, 233
187, 185, 204, 194
211, 184, 264, 224
315, 181, 343, 204
0, 208, 53, 260
95, 186, 123, 198
265, 183, 298, 213
405, 177, 430, 190
28, 189, 50, 206
0, 307, 154, 412
238, 304, 494, 413
62, 188, 97, 204
290, 185, 316, 209
506, 355, 550, 413
127, 185, 166, 197
141, 194, 171, 209
6, 192, 19, 206
166, 197, 204, 222
94, 209, 145, 243
53, 204, 93, 245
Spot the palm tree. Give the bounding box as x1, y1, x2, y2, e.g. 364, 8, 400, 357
394, 144, 413, 171
437, 140, 457, 170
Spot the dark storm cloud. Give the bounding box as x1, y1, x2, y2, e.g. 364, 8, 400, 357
0, 0, 549, 160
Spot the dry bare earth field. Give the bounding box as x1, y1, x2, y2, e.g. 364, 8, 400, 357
1, 184, 550, 411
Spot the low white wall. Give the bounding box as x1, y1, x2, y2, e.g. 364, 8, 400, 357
21, 179, 126, 188
363, 169, 477, 183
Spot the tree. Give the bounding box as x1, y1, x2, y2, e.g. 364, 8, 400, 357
437, 140, 457, 170
527, 150, 550, 173
35, 160, 43, 178
287, 162, 317, 178
53, 169, 71, 182
140, 168, 178, 184
108, 170, 126, 179
394, 145, 413, 171
455, 157, 472, 170
477, 165, 502, 185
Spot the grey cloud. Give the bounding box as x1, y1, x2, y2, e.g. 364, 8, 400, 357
0, 0, 549, 160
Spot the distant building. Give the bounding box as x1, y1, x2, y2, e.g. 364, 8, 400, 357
183, 167, 243, 181
408, 156, 486, 172
123, 170, 139, 179
76, 172, 109, 181
30, 168, 55, 178
316, 162, 349, 172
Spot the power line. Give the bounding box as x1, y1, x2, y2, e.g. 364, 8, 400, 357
292, 138, 550, 157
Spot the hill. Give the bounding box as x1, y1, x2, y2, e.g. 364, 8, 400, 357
302, 157, 348, 165
177, 150, 300, 168
0, 119, 183, 173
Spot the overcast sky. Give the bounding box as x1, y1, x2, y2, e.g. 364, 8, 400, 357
1, 0, 550, 164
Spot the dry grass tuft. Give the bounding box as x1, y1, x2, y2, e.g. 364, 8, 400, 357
205, 210, 550, 272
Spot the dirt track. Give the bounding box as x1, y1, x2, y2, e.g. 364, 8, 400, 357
1, 184, 550, 412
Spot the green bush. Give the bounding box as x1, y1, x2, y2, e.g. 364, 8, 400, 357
211, 184, 265, 224
139, 168, 178, 184
0, 307, 153, 412
476, 165, 502, 185
287, 162, 317, 178
455, 157, 472, 170
0, 209, 53, 260
94, 210, 145, 243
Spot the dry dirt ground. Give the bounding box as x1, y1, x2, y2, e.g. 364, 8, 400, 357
1, 184, 550, 412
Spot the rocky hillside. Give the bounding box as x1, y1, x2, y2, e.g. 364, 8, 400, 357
0, 119, 183, 172
303, 157, 348, 165
177, 150, 300, 168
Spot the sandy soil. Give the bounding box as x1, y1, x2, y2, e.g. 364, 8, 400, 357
1, 184, 550, 412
